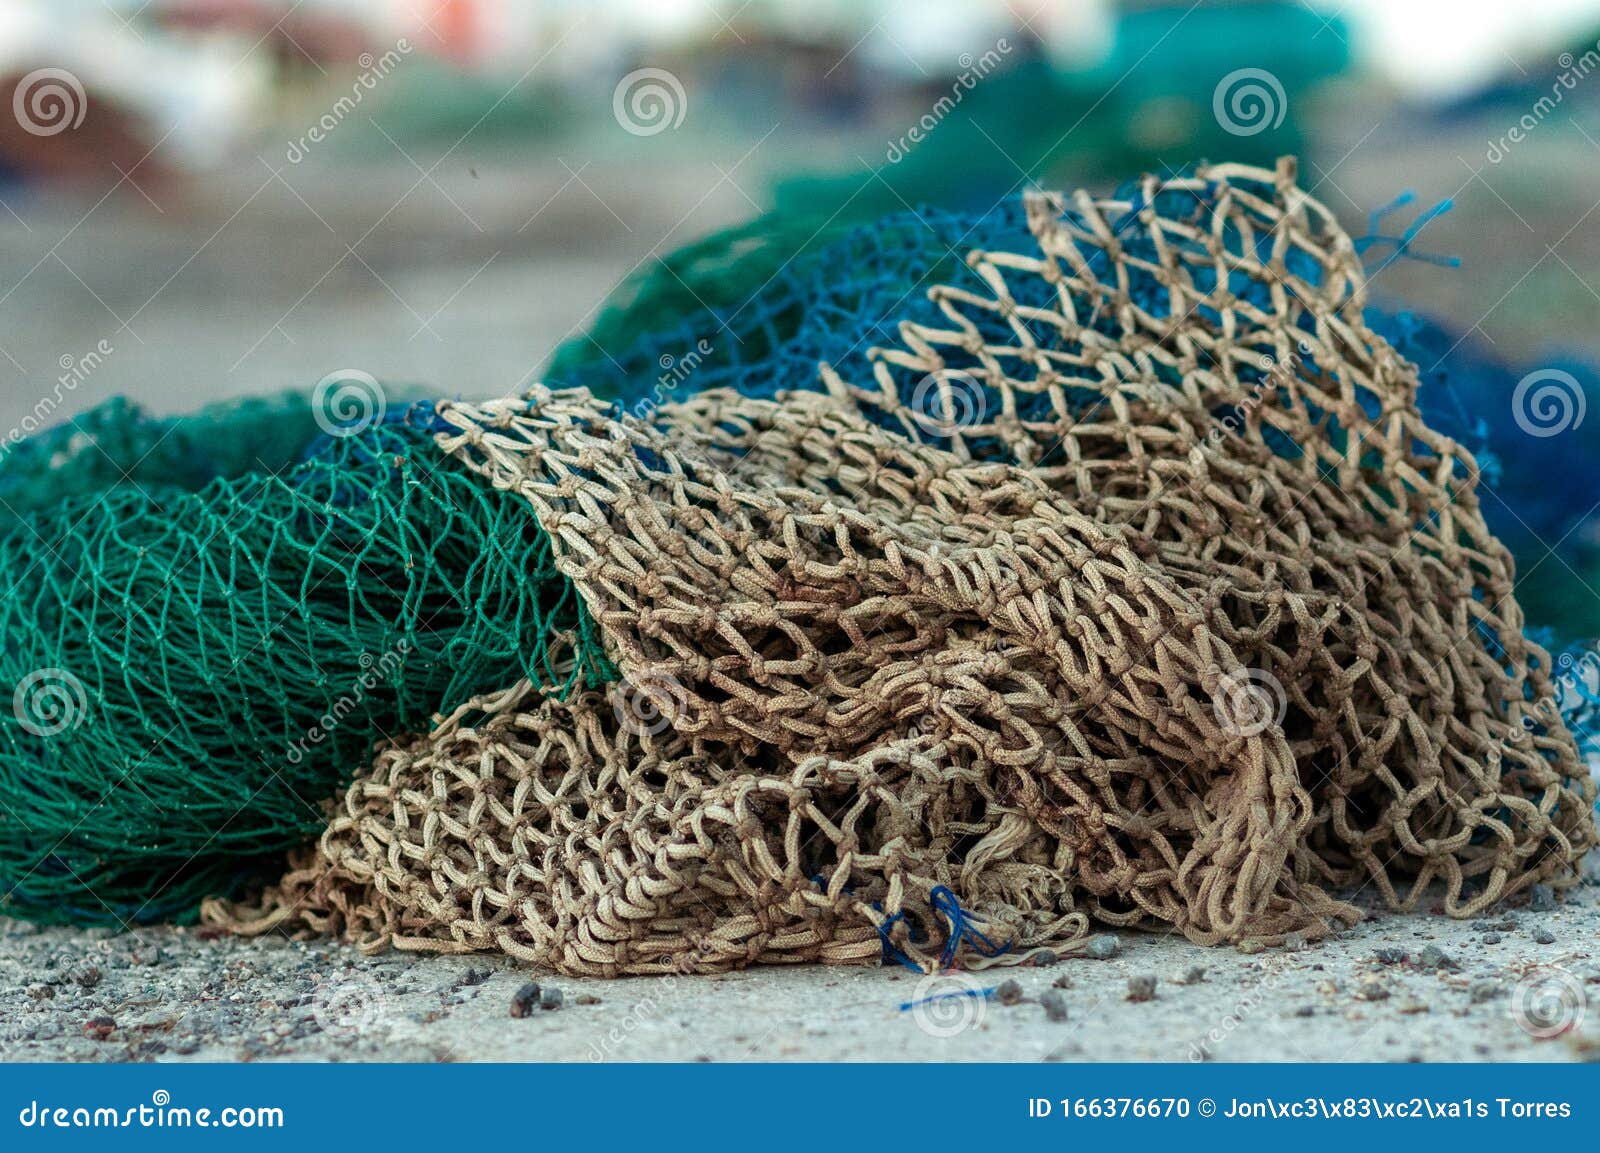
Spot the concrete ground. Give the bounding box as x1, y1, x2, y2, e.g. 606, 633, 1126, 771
2, 866, 1597, 1064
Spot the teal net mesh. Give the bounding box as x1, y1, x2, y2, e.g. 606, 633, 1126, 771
0, 394, 602, 924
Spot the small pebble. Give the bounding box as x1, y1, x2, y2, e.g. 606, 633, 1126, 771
1529, 884, 1556, 912
995, 979, 1024, 1006
1031, 950, 1058, 968
1395, 997, 1429, 1015
1418, 945, 1457, 971
1468, 981, 1502, 1004
1374, 947, 1407, 965
509, 982, 541, 1018
1126, 975, 1157, 1003
1533, 928, 1556, 945
1293, 1005, 1315, 1018
575, 994, 602, 1006
1084, 935, 1119, 960
1354, 977, 1389, 1002
1050, 973, 1073, 990
1039, 989, 1068, 1022
1283, 932, 1306, 951
1171, 966, 1207, 986
1482, 933, 1502, 944
539, 986, 564, 1011
1237, 940, 1264, 955
459, 967, 491, 988
83, 1015, 115, 1040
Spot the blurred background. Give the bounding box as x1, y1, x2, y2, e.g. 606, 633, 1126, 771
2, 0, 1599, 421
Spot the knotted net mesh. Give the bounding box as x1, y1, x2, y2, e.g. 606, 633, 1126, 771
210, 161, 1597, 973
0, 398, 604, 923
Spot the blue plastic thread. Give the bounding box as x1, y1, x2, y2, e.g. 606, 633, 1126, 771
897, 984, 998, 1013
931, 884, 1013, 969
1353, 192, 1460, 275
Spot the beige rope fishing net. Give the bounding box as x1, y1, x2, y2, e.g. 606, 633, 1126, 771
208, 160, 1597, 976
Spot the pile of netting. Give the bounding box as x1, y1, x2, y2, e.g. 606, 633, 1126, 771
186, 159, 1597, 974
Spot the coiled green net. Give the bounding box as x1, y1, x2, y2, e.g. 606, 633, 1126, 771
0, 395, 603, 923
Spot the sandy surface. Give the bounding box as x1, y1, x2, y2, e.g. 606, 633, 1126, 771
3, 864, 1598, 1064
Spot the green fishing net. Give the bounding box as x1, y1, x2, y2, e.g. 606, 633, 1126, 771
0, 394, 602, 924
543, 204, 1026, 405
0, 393, 321, 539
